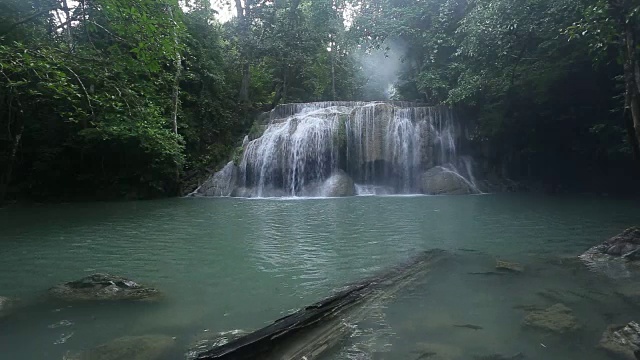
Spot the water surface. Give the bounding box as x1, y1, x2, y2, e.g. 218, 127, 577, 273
0, 194, 638, 359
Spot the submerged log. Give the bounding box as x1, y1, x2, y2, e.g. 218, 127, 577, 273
196, 250, 445, 360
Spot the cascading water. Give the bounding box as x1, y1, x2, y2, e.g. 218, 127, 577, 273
194, 101, 481, 198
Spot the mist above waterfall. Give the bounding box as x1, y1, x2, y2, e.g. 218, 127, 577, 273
356, 40, 408, 100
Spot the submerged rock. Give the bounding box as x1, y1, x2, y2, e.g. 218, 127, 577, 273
194, 162, 238, 197
523, 303, 579, 333
412, 342, 463, 360
496, 260, 524, 273
0, 296, 15, 318
599, 322, 640, 359
185, 329, 248, 360
49, 274, 161, 302
420, 166, 475, 195
473, 353, 525, 360
322, 170, 356, 197
64, 335, 175, 360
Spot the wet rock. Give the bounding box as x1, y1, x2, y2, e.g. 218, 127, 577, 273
412, 342, 463, 360
599, 322, 640, 360
496, 260, 524, 273
64, 335, 175, 360
194, 162, 238, 197
49, 274, 161, 302
185, 329, 248, 360
322, 170, 356, 197
523, 303, 579, 333
581, 227, 640, 261
420, 166, 475, 195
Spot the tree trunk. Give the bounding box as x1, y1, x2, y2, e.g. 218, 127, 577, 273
623, 20, 640, 160
331, 43, 336, 101
236, 0, 251, 104
168, 4, 181, 193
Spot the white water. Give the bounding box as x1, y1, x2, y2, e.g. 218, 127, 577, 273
234, 101, 478, 197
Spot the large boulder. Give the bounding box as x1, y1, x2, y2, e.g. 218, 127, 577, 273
322, 170, 356, 197
523, 303, 579, 333
64, 335, 175, 360
49, 274, 161, 302
420, 166, 475, 195
599, 322, 640, 359
194, 162, 238, 197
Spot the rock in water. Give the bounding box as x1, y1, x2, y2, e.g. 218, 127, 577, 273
0, 296, 15, 318
581, 227, 640, 260
580, 227, 640, 277
49, 274, 161, 302
193, 162, 238, 197
599, 322, 640, 359
496, 260, 524, 273
322, 170, 356, 197
420, 166, 476, 195
64, 335, 175, 360
523, 303, 579, 333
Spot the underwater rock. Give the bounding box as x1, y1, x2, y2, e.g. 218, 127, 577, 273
412, 342, 463, 360
49, 274, 161, 302
523, 303, 579, 333
0, 296, 15, 318
322, 170, 356, 197
473, 353, 526, 360
616, 284, 640, 306
420, 166, 475, 195
185, 330, 248, 360
64, 335, 175, 360
496, 260, 524, 273
193, 162, 238, 197
599, 322, 640, 359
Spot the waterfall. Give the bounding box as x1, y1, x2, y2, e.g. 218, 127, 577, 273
197, 101, 481, 198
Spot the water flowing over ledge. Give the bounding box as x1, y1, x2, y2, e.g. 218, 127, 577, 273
193, 101, 481, 198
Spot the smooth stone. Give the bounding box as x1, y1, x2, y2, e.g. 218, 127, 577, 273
49, 274, 161, 302
64, 335, 176, 360
599, 322, 640, 359
523, 303, 579, 333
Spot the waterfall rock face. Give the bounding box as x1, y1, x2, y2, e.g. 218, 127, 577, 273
199, 101, 480, 197
193, 161, 238, 197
